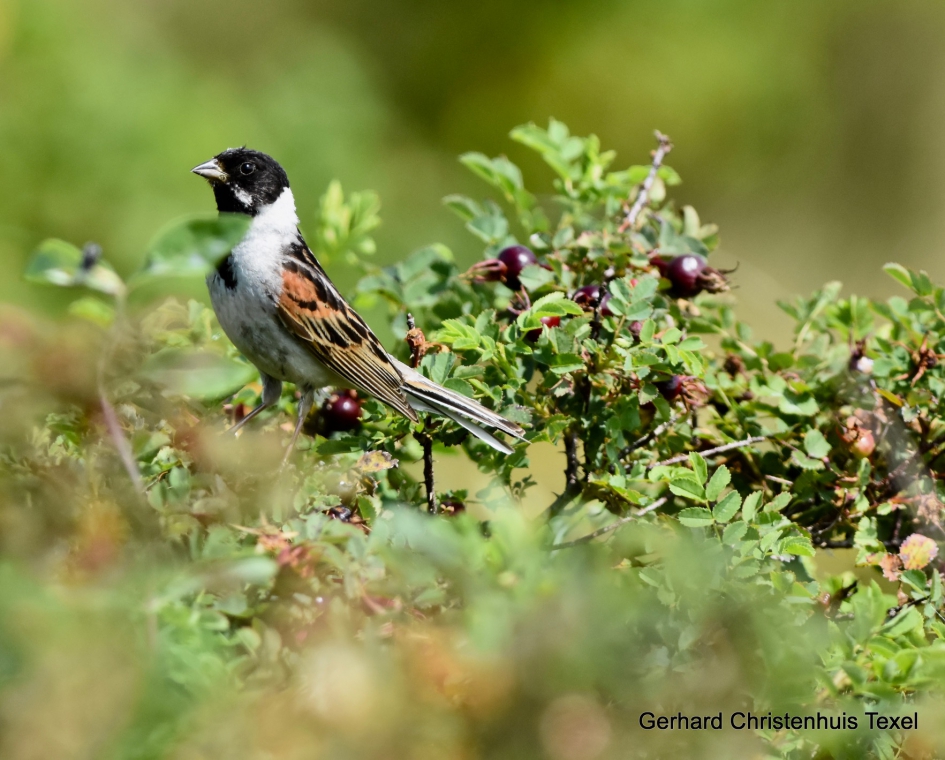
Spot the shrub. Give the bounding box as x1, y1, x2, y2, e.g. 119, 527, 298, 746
3, 121, 945, 758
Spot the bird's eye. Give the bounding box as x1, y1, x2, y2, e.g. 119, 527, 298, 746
240, 162, 256, 176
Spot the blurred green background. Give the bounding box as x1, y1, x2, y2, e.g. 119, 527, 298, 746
5, 0, 945, 343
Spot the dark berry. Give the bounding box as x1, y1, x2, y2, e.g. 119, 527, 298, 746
571, 285, 613, 317
655, 376, 684, 400
650, 255, 671, 277
497, 245, 537, 290
320, 389, 362, 433
628, 321, 643, 341
666, 255, 706, 298
526, 315, 560, 342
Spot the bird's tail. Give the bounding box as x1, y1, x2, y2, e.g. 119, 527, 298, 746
393, 359, 526, 455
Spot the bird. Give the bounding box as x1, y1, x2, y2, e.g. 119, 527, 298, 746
191, 148, 526, 459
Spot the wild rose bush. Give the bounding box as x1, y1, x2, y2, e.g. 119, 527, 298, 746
2, 121, 945, 759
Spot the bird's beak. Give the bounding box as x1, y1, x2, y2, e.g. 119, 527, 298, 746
191, 158, 228, 183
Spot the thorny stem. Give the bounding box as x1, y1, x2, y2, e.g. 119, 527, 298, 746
551, 497, 668, 550
818, 539, 903, 550
612, 414, 680, 469
547, 430, 583, 518
596, 131, 673, 307
406, 313, 437, 514
564, 429, 581, 490
415, 432, 437, 515
618, 131, 673, 234
648, 435, 768, 469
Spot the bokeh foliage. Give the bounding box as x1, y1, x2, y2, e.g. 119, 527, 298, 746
3, 121, 945, 758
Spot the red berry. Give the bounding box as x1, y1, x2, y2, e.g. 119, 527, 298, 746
655, 376, 684, 400
571, 285, 613, 317
320, 389, 362, 433
666, 255, 707, 298
629, 321, 643, 341
526, 315, 560, 342
497, 245, 537, 290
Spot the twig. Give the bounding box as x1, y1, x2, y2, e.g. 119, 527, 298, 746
765, 474, 793, 487
405, 313, 424, 368
817, 539, 902, 550
564, 429, 581, 490
612, 414, 680, 471
99, 390, 144, 494
404, 315, 437, 514
547, 430, 583, 518
648, 435, 768, 469
618, 131, 673, 234
544, 487, 582, 518
95, 287, 144, 495
415, 432, 437, 515
551, 497, 667, 550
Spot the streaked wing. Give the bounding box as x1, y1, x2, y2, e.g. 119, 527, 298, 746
276, 241, 417, 421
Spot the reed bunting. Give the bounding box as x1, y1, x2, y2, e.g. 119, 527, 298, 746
191, 148, 525, 456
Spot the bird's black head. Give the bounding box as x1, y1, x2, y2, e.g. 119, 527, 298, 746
191, 148, 290, 216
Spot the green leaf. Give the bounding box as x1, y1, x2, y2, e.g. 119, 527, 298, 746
420, 351, 455, 385
722, 521, 748, 545
742, 492, 762, 522
677, 508, 714, 528
803, 429, 831, 459
137, 213, 251, 280
68, 296, 116, 327
712, 490, 741, 522
780, 536, 815, 557
313, 180, 381, 262
316, 435, 365, 454
459, 152, 499, 185
779, 390, 818, 416
24, 239, 125, 295
705, 465, 731, 502
442, 194, 480, 222
669, 476, 706, 501
547, 354, 585, 375
141, 349, 256, 400
882, 606, 924, 638
517, 264, 556, 291
689, 452, 708, 485
883, 262, 913, 290
764, 492, 792, 513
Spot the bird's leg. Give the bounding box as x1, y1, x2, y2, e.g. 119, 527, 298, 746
231, 375, 282, 434
281, 387, 315, 467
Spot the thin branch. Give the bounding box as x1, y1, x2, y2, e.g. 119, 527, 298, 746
405, 315, 437, 514
564, 429, 581, 490
765, 474, 793, 487
615, 413, 680, 465
99, 390, 144, 494
648, 435, 768, 469
544, 487, 582, 519
618, 131, 673, 234
415, 432, 437, 515
547, 430, 583, 518
817, 539, 902, 550
95, 287, 144, 495
551, 498, 667, 550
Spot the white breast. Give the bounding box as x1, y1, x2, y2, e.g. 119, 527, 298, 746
207, 187, 341, 389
